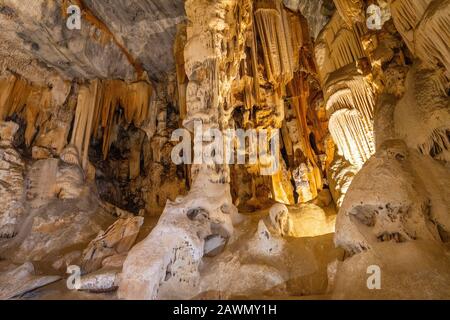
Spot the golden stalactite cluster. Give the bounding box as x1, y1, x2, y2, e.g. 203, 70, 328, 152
254, 0, 298, 85
285, 72, 324, 202
221, 0, 327, 205
0, 75, 52, 146
70, 79, 152, 171
315, 13, 366, 83
314, 7, 377, 169
333, 0, 365, 26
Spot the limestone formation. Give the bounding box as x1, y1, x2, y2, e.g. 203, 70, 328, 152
81, 216, 144, 273
0, 0, 449, 301
0, 121, 25, 239
118, 174, 237, 300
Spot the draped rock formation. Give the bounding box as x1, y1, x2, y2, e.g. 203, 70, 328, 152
0, 0, 448, 301
329, 0, 450, 299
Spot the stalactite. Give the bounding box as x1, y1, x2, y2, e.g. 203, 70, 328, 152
254, 0, 296, 85
418, 128, 450, 162
271, 159, 295, 204
70, 79, 153, 171
415, 0, 450, 78
333, 0, 364, 26
0, 75, 52, 147
71, 81, 99, 171
323, 65, 376, 166
328, 108, 374, 167
286, 72, 323, 201
390, 0, 432, 52
390, 0, 450, 79
24, 87, 52, 147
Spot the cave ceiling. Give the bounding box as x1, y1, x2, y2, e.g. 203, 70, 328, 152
0, 0, 186, 83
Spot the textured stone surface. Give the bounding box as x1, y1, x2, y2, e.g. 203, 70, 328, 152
83, 0, 186, 81
81, 216, 143, 273
283, 0, 334, 39
0, 122, 25, 239
0, 262, 60, 299
0, 0, 185, 82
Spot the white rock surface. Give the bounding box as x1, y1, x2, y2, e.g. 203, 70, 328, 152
79, 267, 121, 293
118, 170, 236, 300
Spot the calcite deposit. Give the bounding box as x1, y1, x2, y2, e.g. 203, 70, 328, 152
0, 0, 448, 301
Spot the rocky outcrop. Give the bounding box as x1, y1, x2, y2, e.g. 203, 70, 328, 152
335, 139, 450, 255
118, 0, 252, 300
81, 216, 143, 274
0, 141, 115, 263
0, 262, 60, 300
329, 0, 450, 299
0, 122, 25, 239
119, 175, 238, 300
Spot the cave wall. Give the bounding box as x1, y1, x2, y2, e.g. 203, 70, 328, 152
0, 0, 448, 300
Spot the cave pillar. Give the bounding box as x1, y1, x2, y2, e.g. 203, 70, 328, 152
118, 0, 253, 300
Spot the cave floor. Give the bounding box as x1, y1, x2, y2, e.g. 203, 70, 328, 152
13, 201, 341, 300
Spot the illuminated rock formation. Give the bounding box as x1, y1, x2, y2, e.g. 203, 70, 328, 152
0, 0, 449, 301
394, 63, 450, 162
314, 10, 377, 206
330, 0, 450, 300
118, 0, 252, 300
390, 0, 450, 79
70, 79, 153, 171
